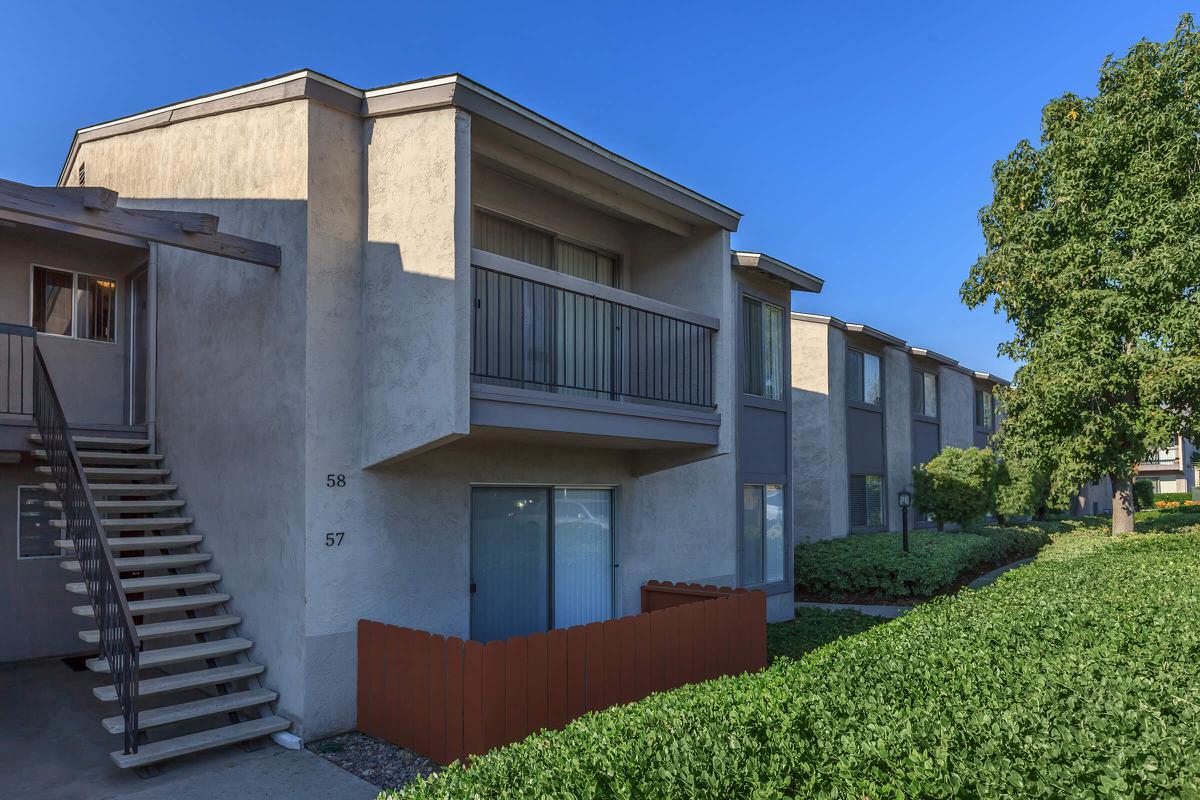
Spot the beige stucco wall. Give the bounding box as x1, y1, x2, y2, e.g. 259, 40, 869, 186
71, 99, 313, 729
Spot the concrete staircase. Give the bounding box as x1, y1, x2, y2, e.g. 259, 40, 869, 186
31, 433, 289, 771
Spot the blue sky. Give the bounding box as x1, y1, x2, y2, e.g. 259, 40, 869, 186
1, 2, 1189, 379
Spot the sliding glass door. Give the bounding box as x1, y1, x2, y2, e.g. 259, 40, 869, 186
470, 486, 614, 642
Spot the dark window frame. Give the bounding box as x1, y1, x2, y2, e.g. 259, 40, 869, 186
846, 347, 882, 408
849, 472, 887, 532
473, 207, 621, 288
30, 263, 118, 344
740, 294, 784, 402
911, 368, 938, 420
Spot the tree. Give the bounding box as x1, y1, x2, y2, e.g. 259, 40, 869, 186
962, 16, 1200, 533
913, 447, 999, 530
993, 454, 1053, 522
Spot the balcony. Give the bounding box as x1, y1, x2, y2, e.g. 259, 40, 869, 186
468, 249, 721, 448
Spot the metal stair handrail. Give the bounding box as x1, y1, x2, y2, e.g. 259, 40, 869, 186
31, 342, 141, 754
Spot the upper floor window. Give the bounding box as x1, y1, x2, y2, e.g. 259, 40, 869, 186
31, 265, 116, 343
741, 296, 783, 400
847, 348, 881, 406
473, 208, 618, 287
912, 369, 938, 418
974, 389, 995, 430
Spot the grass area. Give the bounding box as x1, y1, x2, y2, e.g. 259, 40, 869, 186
766, 607, 886, 662
388, 516, 1200, 799
793, 524, 1050, 601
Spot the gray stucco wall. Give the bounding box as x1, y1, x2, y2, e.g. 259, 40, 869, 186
0, 228, 143, 425
74, 99, 313, 729
883, 346, 912, 531
0, 461, 89, 662
938, 367, 974, 450
791, 319, 850, 541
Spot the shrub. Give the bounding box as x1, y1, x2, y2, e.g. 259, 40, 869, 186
391, 519, 1200, 799
913, 447, 998, 528
1154, 491, 1192, 504
765, 607, 885, 662
994, 457, 1052, 520
1133, 479, 1155, 510
793, 526, 1049, 600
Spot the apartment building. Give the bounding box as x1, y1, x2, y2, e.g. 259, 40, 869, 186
0, 70, 822, 770
790, 313, 1006, 540
1075, 436, 1196, 515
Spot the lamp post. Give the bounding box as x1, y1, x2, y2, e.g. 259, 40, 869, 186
897, 488, 912, 553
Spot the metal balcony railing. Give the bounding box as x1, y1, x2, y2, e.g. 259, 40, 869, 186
471, 264, 716, 409
1, 322, 33, 415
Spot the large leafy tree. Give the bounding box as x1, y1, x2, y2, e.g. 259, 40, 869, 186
963, 16, 1200, 533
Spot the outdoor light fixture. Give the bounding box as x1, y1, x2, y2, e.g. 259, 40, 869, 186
897, 488, 912, 553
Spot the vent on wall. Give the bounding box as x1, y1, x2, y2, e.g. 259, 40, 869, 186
77, 162, 85, 187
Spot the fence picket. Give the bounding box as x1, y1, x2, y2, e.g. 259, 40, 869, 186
358, 585, 766, 766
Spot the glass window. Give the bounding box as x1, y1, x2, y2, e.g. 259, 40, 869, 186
975, 389, 994, 429
31, 266, 73, 336
76, 275, 117, 343
742, 484, 786, 586
470, 486, 615, 642
473, 209, 617, 286
31, 266, 117, 342
18, 486, 61, 559
912, 370, 938, 418
848, 348, 881, 406
849, 474, 885, 529
741, 296, 783, 400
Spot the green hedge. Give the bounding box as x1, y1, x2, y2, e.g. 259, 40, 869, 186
765, 607, 885, 663
792, 526, 1050, 600
1154, 492, 1193, 503
389, 519, 1200, 799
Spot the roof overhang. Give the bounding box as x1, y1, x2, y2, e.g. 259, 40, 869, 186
0, 179, 281, 268
790, 311, 1008, 380
59, 70, 742, 232
732, 251, 823, 292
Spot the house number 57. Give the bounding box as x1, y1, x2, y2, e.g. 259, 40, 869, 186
325, 532, 345, 547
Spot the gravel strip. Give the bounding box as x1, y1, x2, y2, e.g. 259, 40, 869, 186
307, 731, 439, 792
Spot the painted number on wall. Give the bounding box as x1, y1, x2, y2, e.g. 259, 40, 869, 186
326, 474, 346, 487
325, 532, 345, 547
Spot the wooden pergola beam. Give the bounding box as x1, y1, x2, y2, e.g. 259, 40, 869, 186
0, 180, 280, 269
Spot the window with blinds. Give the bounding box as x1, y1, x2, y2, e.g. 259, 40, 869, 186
473, 208, 618, 287
847, 348, 881, 406
31, 266, 117, 343
849, 474, 885, 529
741, 296, 783, 400
911, 369, 938, 418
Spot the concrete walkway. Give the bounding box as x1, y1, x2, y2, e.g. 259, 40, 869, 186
2, 657, 377, 800
794, 601, 912, 619
967, 556, 1035, 590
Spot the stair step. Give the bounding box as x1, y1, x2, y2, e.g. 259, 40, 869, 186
74, 592, 229, 618
103, 687, 277, 734
94, 662, 263, 701
110, 715, 290, 769
82, 614, 240, 644
67, 571, 220, 595
67, 483, 178, 496
47, 499, 186, 513
51, 516, 192, 531
56, 534, 202, 552
88, 637, 253, 673
30, 434, 151, 450
33, 450, 164, 464
36, 466, 170, 480
62, 553, 210, 573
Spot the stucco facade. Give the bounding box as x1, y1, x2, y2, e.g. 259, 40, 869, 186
10, 70, 812, 741
791, 313, 1005, 541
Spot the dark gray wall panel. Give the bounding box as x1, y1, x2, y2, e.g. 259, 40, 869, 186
974, 430, 991, 449
738, 404, 787, 475
847, 406, 885, 473
913, 419, 940, 467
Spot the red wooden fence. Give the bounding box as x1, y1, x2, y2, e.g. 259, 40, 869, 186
641, 579, 743, 611
357, 584, 767, 765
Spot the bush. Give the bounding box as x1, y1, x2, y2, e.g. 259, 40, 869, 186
913, 447, 998, 528
1154, 491, 1192, 504
1133, 479, 1155, 510
390, 519, 1200, 799
765, 607, 885, 662
993, 458, 1051, 520
792, 526, 1050, 600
